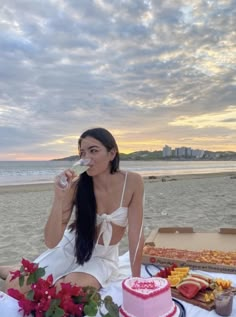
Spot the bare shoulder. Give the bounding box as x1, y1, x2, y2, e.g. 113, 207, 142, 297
124, 172, 144, 208
125, 171, 144, 190
126, 171, 143, 182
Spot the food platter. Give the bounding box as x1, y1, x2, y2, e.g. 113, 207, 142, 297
171, 287, 236, 311
144, 263, 236, 311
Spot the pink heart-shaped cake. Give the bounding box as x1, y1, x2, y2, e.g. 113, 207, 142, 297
120, 277, 178, 317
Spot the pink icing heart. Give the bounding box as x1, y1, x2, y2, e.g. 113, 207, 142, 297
122, 277, 169, 299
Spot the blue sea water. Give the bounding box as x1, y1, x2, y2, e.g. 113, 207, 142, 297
0, 160, 236, 186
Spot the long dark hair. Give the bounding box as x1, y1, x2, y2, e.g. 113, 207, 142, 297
71, 128, 120, 265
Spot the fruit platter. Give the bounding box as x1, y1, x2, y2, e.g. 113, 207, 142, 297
145, 263, 236, 311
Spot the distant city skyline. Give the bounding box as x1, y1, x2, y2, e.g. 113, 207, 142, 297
0, 1, 235, 161
162, 144, 205, 158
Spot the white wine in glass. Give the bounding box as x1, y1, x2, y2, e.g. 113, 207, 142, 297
56, 158, 91, 189
71, 158, 91, 175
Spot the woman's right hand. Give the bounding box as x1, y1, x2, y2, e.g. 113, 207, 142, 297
54, 169, 78, 194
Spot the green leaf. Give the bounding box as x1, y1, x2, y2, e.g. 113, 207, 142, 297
45, 307, 64, 317
19, 275, 25, 287
53, 306, 65, 317
83, 299, 98, 316
100, 313, 110, 317
45, 299, 63, 317
26, 290, 34, 301
26, 272, 36, 285
35, 267, 46, 280
26, 267, 46, 285
103, 300, 120, 317
49, 299, 61, 307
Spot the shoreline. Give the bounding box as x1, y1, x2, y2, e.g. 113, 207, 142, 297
144, 171, 236, 182
0, 171, 236, 193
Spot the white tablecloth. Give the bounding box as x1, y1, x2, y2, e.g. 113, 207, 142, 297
0, 252, 236, 316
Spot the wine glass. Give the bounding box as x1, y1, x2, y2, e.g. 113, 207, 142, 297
56, 158, 91, 189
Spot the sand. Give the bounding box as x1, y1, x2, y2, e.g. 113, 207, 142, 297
1, 172, 236, 290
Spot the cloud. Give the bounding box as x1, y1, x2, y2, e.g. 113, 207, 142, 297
0, 0, 235, 159
169, 106, 236, 130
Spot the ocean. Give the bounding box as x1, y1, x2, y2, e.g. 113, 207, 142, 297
0, 160, 236, 186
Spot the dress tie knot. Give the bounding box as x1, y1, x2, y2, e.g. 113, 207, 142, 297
100, 214, 112, 222
97, 215, 113, 248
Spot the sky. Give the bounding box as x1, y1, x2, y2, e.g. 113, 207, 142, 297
0, 0, 236, 161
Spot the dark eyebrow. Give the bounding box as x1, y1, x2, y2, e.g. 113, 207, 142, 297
80, 145, 100, 151
88, 145, 100, 149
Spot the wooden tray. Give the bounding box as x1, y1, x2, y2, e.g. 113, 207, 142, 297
171, 288, 236, 311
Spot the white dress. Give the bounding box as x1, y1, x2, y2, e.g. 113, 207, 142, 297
34, 172, 130, 287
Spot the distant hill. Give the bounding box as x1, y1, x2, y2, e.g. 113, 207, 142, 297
52, 155, 80, 162
51, 150, 236, 161
51, 151, 163, 161
120, 150, 163, 160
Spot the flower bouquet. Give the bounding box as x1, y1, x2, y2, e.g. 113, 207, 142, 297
8, 258, 119, 317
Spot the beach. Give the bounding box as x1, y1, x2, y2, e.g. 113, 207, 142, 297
1, 172, 236, 290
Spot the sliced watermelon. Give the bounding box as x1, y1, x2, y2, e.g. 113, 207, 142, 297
183, 277, 209, 290
176, 281, 201, 299
190, 273, 212, 283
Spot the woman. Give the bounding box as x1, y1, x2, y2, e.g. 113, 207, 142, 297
1, 127, 144, 293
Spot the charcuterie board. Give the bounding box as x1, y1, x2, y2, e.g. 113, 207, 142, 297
171, 287, 236, 311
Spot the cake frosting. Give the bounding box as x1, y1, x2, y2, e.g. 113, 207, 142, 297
119, 277, 179, 317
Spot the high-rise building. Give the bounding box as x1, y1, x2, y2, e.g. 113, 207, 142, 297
163, 145, 172, 157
